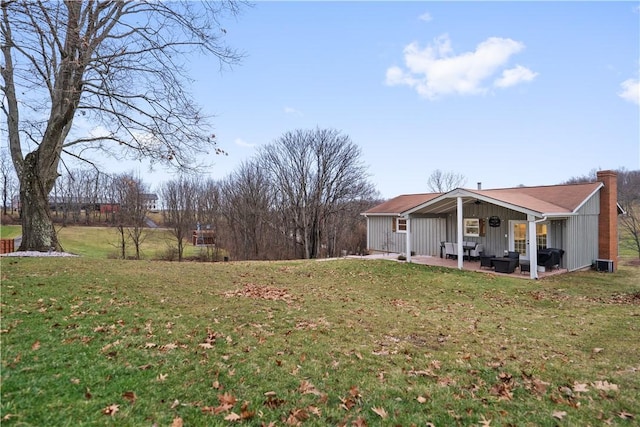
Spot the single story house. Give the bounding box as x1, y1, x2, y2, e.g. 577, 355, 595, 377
362, 170, 621, 279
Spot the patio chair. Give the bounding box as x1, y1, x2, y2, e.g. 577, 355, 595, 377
469, 244, 484, 259
479, 252, 495, 269
444, 242, 457, 259
507, 251, 520, 268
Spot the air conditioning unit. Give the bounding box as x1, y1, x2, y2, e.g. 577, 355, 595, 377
595, 259, 614, 273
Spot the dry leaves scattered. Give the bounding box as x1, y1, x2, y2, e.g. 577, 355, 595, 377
224, 283, 298, 305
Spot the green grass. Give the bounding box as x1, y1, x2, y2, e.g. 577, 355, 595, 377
0, 225, 21, 239
1, 257, 638, 426
1, 224, 207, 260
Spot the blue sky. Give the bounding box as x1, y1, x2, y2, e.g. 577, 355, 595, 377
117, 1, 640, 198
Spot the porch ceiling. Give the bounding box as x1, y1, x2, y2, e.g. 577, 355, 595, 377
410, 197, 478, 215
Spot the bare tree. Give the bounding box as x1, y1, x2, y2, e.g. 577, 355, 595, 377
195, 178, 223, 261
561, 168, 599, 184
161, 176, 198, 261
220, 160, 276, 260
124, 175, 149, 260
259, 128, 376, 259
0, 147, 17, 216
1, 1, 243, 251
617, 169, 640, 258
426, 169, 467, 193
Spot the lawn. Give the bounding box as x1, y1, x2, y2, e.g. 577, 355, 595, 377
0, 225, 208, 260
1, 255, 638, 426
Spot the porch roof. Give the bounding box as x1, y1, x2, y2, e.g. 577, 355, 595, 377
363, 182, 603, 218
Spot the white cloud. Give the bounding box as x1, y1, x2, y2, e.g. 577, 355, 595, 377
88, 125, 111, 138
284, 106, 303, 116
385, 34, 535, 99
418, 12, 432, 22
132, 131, 161, 149
494, 65, 538, 88
619, 78, 640, 105
234, 138, 255, 148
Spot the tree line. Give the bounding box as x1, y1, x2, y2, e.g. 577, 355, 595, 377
162, 128, 379, 261
1, 128, 380, 261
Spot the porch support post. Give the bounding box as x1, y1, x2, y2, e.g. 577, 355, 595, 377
405, 216, 412, 263
365, 215, 370, 254
527, 215, 539, 279
457, 196, 463, 269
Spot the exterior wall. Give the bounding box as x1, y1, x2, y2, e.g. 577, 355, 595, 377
366, 216, 406, 254
366, 215, 446, 256
410, 216, 447, 256
446, 204, 526, 256
564, 192, 600, 271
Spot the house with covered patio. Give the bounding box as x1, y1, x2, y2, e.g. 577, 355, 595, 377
362, 170, 620, 279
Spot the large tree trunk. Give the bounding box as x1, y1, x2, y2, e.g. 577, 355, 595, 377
18, 152, 61, 252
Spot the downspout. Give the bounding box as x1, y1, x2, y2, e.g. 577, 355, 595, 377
527, 215, 547, 279
364, 214, 369, 255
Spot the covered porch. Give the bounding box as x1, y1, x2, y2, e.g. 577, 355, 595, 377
351, 253, 568, 279
401, 189, 567, 280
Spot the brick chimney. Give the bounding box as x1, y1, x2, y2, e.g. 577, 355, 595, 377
597, 170, 618, 270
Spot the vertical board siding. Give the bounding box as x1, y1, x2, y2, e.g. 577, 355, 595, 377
565, 193, 600, 271
367, 216, 446, 256
411, 217, 447, 256
445, 204, 526, 256
366, 216, 406, 254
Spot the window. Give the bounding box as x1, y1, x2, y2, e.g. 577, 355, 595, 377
396, 218, 407, 233
536, 223, 548, 250
464, 218, 480, 237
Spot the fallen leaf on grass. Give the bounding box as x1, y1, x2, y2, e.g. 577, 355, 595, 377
416, 395, 428, 403
371, 406, 388, 419
224, 412, 241, 421
618, 411, 634, 420
157, 373, 168, 382
171, 417, 183, 427
219, 392, 237, 406
122, 391, 136, 403
298, 380, 321, 396
102, 404, 119, 416
573, 382, 589, 393
552, 410, 567, 420
31, 340, 40, 351
307, 405, 321, 416
286, 408, 309, 424
161, 342, 177, 351
593, 381, 619, 391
